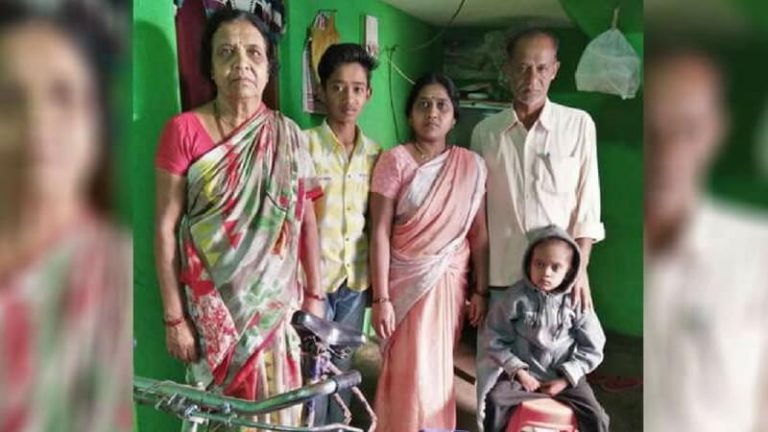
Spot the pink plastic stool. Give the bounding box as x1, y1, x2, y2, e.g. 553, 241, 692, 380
506, 398, 579, 432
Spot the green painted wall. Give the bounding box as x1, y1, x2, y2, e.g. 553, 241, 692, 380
132, 1, 440, 430
555, 0, 644, 336
709, 38, 768, 208
546, 27, 644, 337
133, 0, 183, 430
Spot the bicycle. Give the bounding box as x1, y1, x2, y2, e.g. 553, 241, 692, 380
134, 310, 377, 431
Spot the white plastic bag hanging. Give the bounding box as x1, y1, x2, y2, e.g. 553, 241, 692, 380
575, 8, 641, 99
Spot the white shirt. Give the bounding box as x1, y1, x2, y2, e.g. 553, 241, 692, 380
644, 199, 768, 432
471, 99, 605, 286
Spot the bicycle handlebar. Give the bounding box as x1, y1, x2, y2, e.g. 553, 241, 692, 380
135, 371, 362, 416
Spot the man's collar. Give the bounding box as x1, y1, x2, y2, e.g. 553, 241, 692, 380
654, 200, 709, 263
506, 98, 553, 131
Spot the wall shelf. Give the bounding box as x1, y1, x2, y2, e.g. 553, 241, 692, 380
458, 99, 508, 111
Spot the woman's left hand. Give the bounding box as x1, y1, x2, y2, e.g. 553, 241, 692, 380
468, 293, 487, 327
302, 297, 326, 318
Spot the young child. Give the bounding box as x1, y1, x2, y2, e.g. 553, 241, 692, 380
476, 224, 609, 432
304, 43, 380, 424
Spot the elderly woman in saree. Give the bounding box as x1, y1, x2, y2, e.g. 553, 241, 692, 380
154, 8, 325, 428
370, 72, 490, 431
0, 3, 130, 431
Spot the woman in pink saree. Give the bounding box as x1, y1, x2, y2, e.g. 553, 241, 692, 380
370, 73, 490, 431
154, 9, 325, 430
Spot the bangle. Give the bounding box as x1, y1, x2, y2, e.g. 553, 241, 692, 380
304, 291, 326, 302
372, 297, 390, 304
164, 316, 186, 327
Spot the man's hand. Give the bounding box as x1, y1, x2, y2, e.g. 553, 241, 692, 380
515, 369, 541, 392
467, 293, 488, 327
571, 268, 593, 312
538, 378, 569, 396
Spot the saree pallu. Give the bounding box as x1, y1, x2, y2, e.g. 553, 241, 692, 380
178, 106, 316, 430
0, 217, 132, 432
374, 147, 486, 432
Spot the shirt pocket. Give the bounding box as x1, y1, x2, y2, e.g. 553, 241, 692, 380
351, 171, 372, 191
316, 173, 334, 191
537, 155, 580, 195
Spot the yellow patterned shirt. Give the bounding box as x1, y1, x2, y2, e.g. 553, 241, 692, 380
306, 121, 380, 293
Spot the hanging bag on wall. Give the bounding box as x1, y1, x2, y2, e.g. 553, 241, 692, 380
575, 8, 641, 99
302, 11, 339, 113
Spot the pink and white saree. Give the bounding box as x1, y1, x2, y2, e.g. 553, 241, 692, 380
374, 146, 486, 431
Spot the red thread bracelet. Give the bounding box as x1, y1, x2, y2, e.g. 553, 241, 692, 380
164, 316, 186, 327
305, 291, 327, 301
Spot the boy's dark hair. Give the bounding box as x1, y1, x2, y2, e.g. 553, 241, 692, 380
201, 8, 279, 80
405, 72, 461, 121
318, 43, 378, 87
505, 27, 560, 59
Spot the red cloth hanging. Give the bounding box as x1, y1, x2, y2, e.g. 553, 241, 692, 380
175, 0, 215, 110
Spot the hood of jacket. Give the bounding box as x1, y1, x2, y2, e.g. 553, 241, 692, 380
521, 224, 582, 296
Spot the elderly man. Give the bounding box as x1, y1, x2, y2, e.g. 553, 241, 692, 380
644, 45, 768, 432
471, 28, 605, 309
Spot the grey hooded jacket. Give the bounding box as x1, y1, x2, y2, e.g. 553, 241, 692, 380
475, 224, 606, 430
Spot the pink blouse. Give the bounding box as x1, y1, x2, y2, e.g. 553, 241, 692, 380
371, 145, 420, 199
155, 112, 216, 176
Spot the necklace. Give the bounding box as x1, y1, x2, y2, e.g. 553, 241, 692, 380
212, 100, 236, 140
412, 141, 446, 162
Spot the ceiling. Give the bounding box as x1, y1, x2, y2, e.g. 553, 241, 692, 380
380, 0, 748, 34
379, 0, 571, 27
